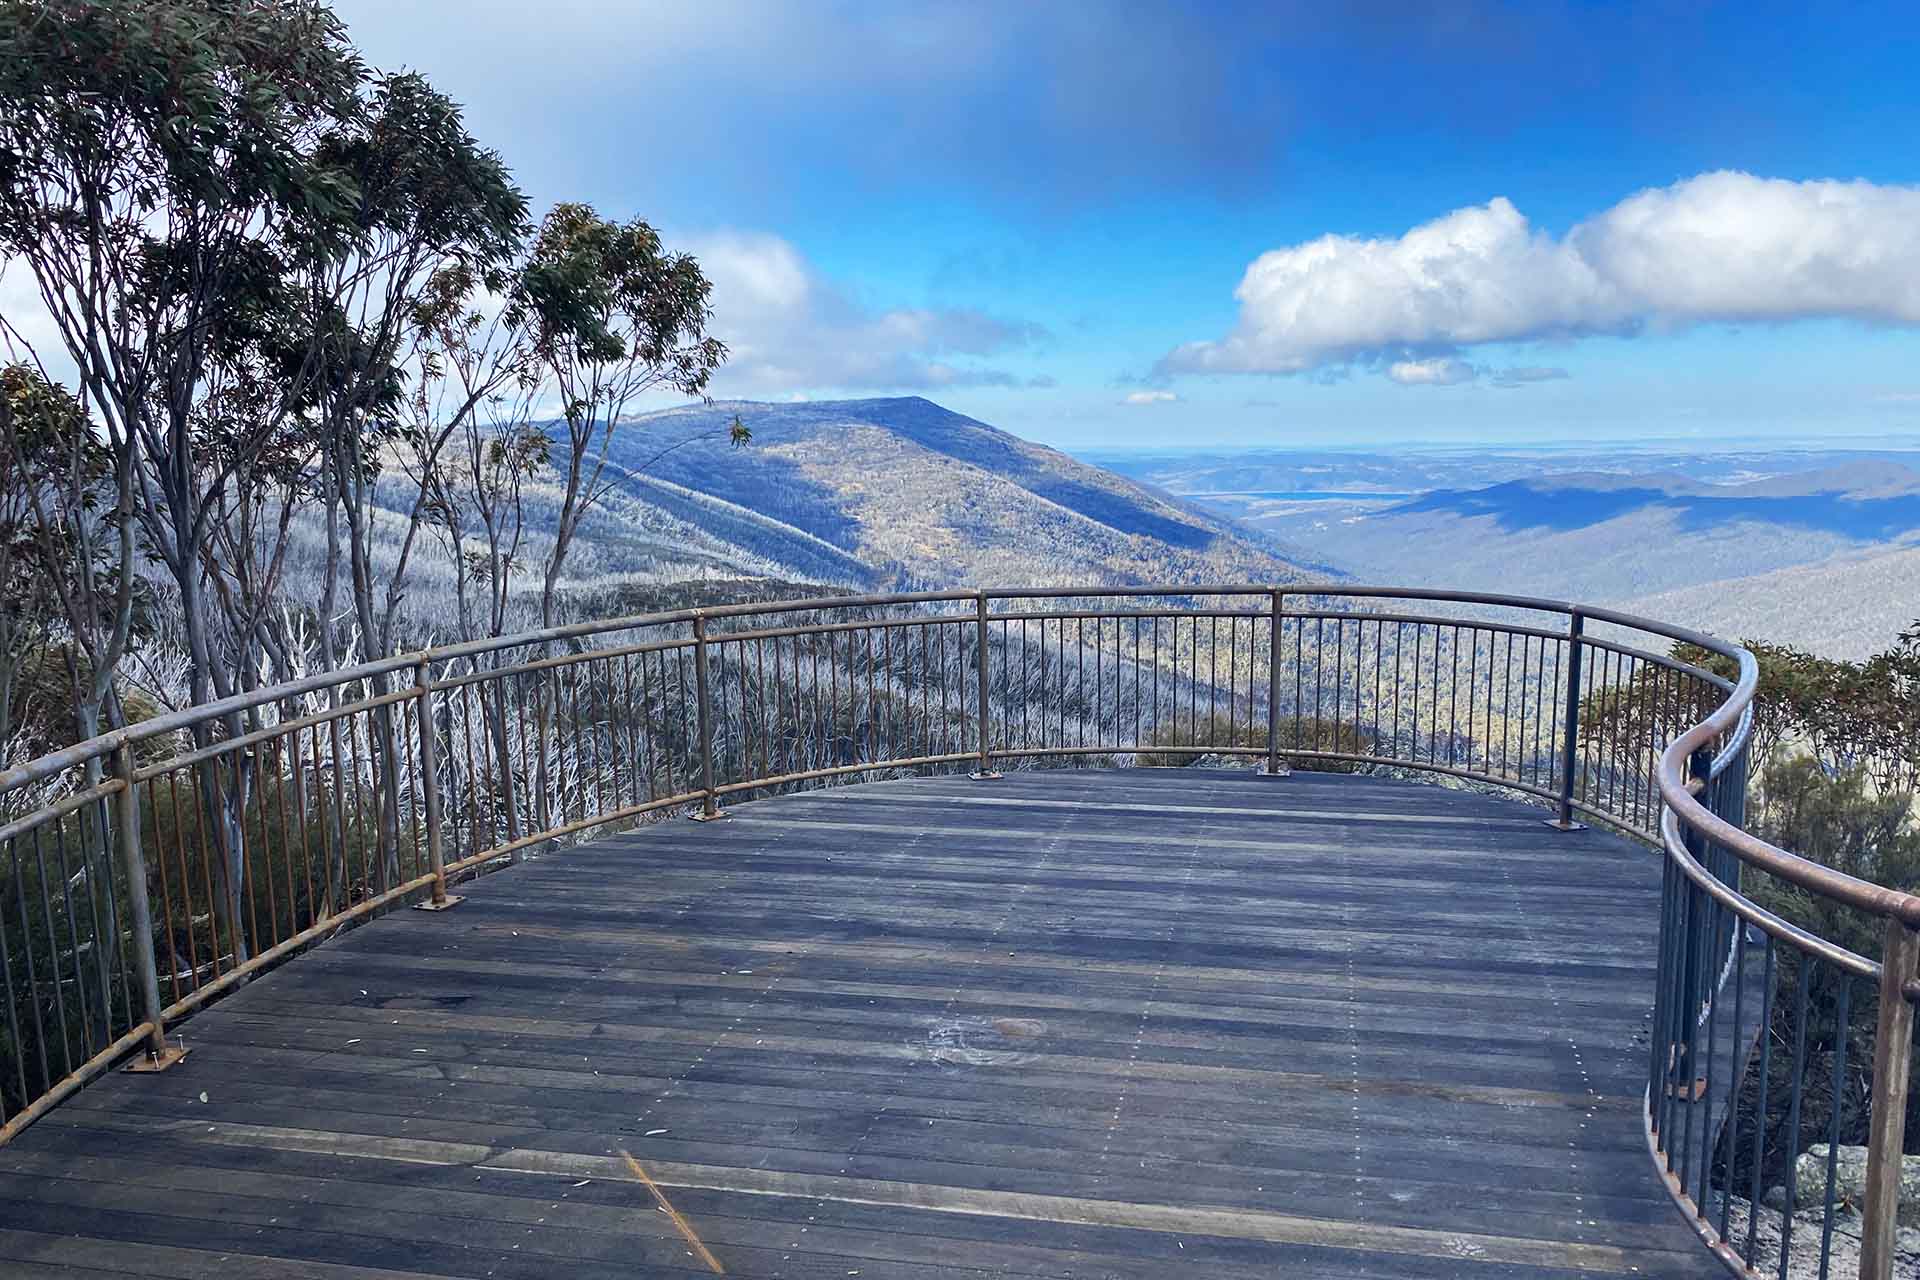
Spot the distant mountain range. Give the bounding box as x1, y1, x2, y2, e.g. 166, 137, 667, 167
1091, 445, 1920, 500
1105, 446, 1920, 658
590, 397, 1325, 590
1613, 544, 1920, 660
1387, 464, 1920, 540
306, 397, 1331, 645
316, 402, 1920, 660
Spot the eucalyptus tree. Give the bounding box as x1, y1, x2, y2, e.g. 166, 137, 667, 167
409, 284, 550, 852
510, 204, 727, 631
0, 2, 734, 898
0, 0, 378, 956
0, 363, 147, 760
490, 205, 726, 832
0, 0, 354, 936
304, 72, 527, 668
286, 74, 526, 892
0, 0, 364, 710
0, 367, 67, 767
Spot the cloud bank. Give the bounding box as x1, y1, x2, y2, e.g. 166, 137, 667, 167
1161, 172, 1920, 381
686, 231, 1047, 394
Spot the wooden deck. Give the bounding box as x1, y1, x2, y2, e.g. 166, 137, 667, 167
0, 768, 1722, 1279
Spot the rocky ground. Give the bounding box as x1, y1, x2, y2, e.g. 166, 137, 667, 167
1721, 1196, 1919, 1280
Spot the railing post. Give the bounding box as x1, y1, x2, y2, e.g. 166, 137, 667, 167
970, 591, 1000, 780
114, 742, 184, 1073
494, 680, 521, 865
1547, 609, 1586, 831
1265, 589, 1290, 777
690, 612, 724, 819
411, 656, 461, 911
1664, 748, 1716, 1121
1860, 917, 1917, 1280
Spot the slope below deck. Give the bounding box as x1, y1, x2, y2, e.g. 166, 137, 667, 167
0, 768, 1722, 1279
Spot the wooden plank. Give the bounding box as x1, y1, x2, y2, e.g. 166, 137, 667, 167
0, 769, 1720, 1277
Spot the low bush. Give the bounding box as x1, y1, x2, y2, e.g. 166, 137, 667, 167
1136, 714, 1377, 772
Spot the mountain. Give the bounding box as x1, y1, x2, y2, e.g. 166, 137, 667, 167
281, 397, 1331, 646
1382, 465, 1920, 541
1093, 445, 1920, 501
1081, 444, 1920, 657
1192, 462, 1920, 608
1614, 544, 1920, 661
590, 397, 1326, 589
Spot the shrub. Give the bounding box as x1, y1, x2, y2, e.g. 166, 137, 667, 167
1721, 753, 1920, 1189
1136, 714, 1377, 772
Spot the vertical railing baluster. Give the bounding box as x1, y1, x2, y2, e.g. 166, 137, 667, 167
1549, 610, 1585, 830
972, 591, 999, 779
691, 613, 722, 819
412, 656, 459, 911
114, 743, 182, 1073
1265, 590, 1288, 776
1816, 977, 1849, 1276
1778, 958, 1812, 1273
1745, 939, 1776, 1272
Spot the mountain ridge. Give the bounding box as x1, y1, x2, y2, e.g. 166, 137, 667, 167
596, 396, 1324, 588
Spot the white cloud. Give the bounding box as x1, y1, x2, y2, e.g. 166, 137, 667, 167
688, 230, 1046, 394
1123, 390, 1179, 404
1162, 171, 1920, 379
1386, 358, 1475, 386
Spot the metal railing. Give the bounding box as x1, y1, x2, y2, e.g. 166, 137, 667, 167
0, 585, 1912, 1278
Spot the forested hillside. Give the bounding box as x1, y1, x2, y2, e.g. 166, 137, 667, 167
1131, 449, 1920, 654
253, 396, 1326, 669
1616, 543, 1920, 660
595, 397, 1323, 588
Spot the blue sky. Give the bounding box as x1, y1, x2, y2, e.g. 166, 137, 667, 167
327, 3, 1920, 449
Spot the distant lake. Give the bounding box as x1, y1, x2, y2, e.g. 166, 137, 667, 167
1196, 489, 1417, 502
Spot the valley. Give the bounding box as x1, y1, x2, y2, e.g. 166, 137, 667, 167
1099, 444, 1920, 658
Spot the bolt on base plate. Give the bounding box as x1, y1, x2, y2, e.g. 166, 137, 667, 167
412, 895, 465, 912
124, 1045, 189, 1074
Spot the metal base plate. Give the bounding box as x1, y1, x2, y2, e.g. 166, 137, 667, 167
1543, 819, 1587, 832
688, 809, 729, 822
1261, 765, 1293, 778
969, 770, 1002, 781
412, 895, 465, 912
124, 1045, 189, 1074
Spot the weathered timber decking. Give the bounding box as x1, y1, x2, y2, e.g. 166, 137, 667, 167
0, 769, 1722, 1279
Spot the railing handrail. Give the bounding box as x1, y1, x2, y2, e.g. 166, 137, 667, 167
3, 583, 1914, 923
0, 585, 1741, 772
1654, 640, 1920, 928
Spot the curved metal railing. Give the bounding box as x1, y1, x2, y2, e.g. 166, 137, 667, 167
0, 585, 1912, 1277
1652, 647, 1919, 1280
